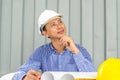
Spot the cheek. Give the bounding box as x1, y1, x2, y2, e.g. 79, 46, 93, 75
64, 27, 66, 32
63, 25, 67, 33
47, 29, 57, 35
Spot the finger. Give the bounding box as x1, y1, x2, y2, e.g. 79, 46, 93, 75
29, 70, 41, 78
60, 37, 67, 44
61, 36, 71, 44
60, 39, 67, 46
60, 36, 66, 42
66, 41, 70, 46
28, 74, 39, 80
62, 41, 66, 46
29, 70, 38, 75
36, 71, 41, 78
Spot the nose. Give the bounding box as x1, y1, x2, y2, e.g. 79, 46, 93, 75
56, 22, 63, 29
57, 24, 62, 28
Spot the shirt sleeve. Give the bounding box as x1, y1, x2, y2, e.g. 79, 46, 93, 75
73, 45, 96, 72
13, 71, 26, 80
13, 47, 42, 80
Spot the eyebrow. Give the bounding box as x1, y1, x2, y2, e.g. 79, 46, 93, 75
50, 18, 61, 24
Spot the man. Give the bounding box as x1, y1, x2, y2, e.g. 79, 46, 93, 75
13, 10, 95, 80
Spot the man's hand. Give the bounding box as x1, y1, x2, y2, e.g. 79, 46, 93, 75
23, 69, 41, 80
59, 36, 79, 54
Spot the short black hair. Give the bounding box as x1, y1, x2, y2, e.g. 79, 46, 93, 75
40, 26, 46, 32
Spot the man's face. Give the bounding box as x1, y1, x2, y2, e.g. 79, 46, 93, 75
43, 18, 66, 39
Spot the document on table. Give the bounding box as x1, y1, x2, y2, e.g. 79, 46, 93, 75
41, 72, 97, 80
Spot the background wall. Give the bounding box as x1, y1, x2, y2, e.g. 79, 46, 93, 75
0, 0, 120, 76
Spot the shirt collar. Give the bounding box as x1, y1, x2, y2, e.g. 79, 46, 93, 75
49, 42, 68, 53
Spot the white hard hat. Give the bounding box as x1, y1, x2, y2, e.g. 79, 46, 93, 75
38, 10, 63, 34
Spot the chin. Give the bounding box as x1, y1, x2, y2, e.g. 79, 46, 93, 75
58, 34, 66, 38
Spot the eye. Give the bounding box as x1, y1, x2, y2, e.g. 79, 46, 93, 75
59, 20, 63, 23
50, 23, 56, 27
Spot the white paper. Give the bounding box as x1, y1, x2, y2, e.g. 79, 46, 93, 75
41, 72, 97, 80
0, 72, 16, 80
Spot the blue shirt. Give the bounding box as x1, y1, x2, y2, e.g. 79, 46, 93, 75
13, 43, 95, 80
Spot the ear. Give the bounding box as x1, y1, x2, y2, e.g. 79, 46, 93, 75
41, 31, 49, 38
41, 31, 46, 35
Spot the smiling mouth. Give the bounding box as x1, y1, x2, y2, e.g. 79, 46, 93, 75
58, 30, 64, 34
